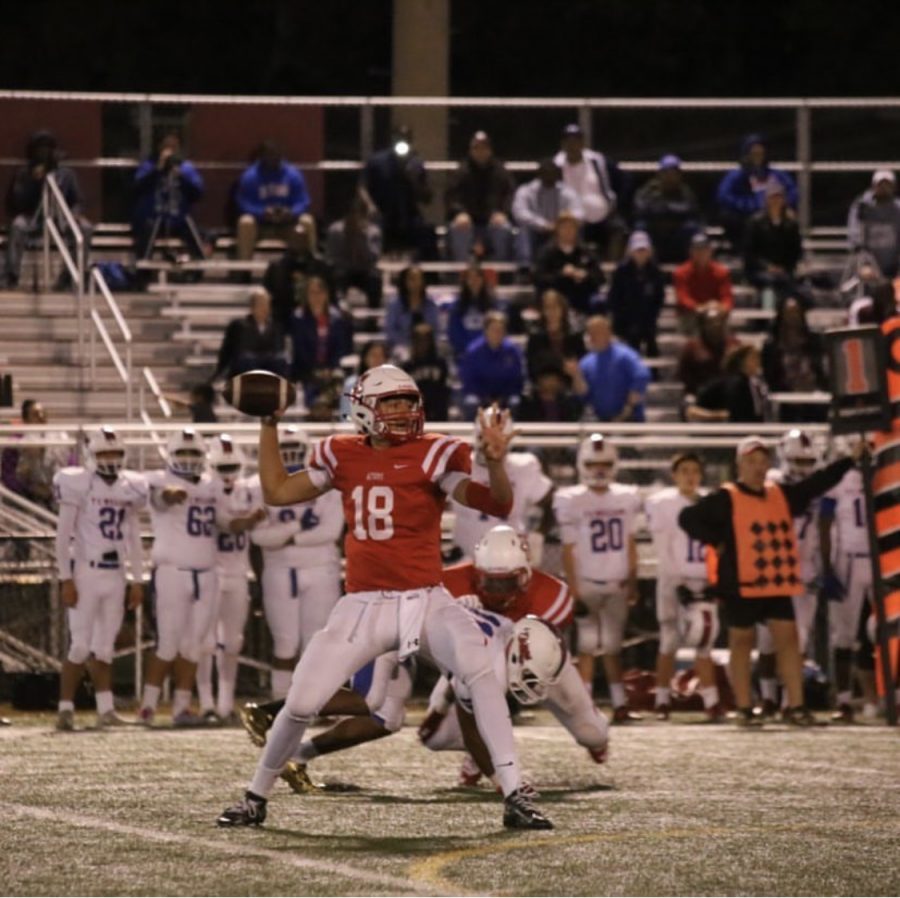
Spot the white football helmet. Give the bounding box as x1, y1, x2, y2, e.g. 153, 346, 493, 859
472, 525, 532, 612
506, 615, 567, 706
779, 428, 820, 479
279, 425, 309, 471
346, 364, 424, 443
577, 433, 618, 488
208, 434, 245, 488
678, 601, 720, 650
473, 405, 514, 466
87, 426, 125, 476
166, 428, 207, 477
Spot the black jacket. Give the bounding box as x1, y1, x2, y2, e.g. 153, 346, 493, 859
445, 157, 515, 224
743, 212, 803, 278
262, 252, 334, 331
608, 258, 666, 341
533, 243, 605, 314
215, 315, 285, 380
696, 373, 767, 423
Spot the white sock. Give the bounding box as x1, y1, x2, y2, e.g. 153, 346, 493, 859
655, 687, 671, 707
250, 709, 308, 799
141, 684, 161, 712
700, 686, 719, 709
467, 674, 521, 797
58, 700, 74, 713
759, 678, 778, 703
217, 653, 239, 718
172, 689, 192, 718
196, 654, 215, 712
95, 691, 114, 715
610, 682, 626, 709
293, 740, 319, 763
271, 668, 293, 699
836, 689, 852, 707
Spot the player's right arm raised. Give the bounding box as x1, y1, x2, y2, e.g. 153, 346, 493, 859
258, 419, 327, 506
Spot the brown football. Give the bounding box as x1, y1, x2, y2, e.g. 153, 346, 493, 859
223, 370, 297, 417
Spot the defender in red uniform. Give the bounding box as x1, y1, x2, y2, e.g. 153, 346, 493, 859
218, 366, 551, 831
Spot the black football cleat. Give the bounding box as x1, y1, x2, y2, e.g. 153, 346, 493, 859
503, 788, 554, 830
612, 706, 643, 725
655, 704, 671, 721
216, 791, 267, 827
782, 706, 817, 727
831, 703, 854, 724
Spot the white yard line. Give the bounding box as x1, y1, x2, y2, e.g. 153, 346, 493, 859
1, 802, 453, 897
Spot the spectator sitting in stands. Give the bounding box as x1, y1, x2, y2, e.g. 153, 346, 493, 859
744, 181, 803, 305
290, 274, 353, 397
445, 131, 515, 262
340, 339, 387, 421
847, 169, 900, 279
262, 222, 333, 332
402, 323, 449, 422
162, 383, 219, 423
512, 158, 581, 264
570, 314, 650, 422
518, 364, 584, 423
673, 232, 734, 332
716, 132, 798, 250
4, 130, 93, 291
534, 210, 605, 315
448, 262, 495, 358
849, 278, 898, 326
608, 230, 666, 359
677, 303, 741, 397
686, 344, 768, 423
214, 288, 287, 381
554, 123, 628, 259
761, 297, 827, 422
360, 124, 435, 257
325, 195, 383, 308
525, 288, 585, 381
633, 154, 702, 264
236, 140, 316, 261
384, 265, 440, 359
460, 311, 525, 418
132, 132, 205, 261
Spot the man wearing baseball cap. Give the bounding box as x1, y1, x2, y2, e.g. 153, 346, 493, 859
847, 168, 900, 278
678, 436, 862, 725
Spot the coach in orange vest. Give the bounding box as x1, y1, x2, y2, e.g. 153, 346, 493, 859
679, 436, 859, 726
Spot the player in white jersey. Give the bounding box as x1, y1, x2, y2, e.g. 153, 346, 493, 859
138, 429, 250, 725
820, 441, 873, 723
754, 429, 824, 714
553, 434, 642, 723
196, 435, 267, 722
450, 408, 553, 562
248, 426, 344, 698
53, 427, 147, 730
645, 452, 722, 721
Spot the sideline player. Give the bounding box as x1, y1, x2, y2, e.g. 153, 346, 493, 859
196, 435, 266, 723
554, 434, 642, 723
646, 452, 722, 721
217, 366, 551, 829
249, 426, 344, 698
54, 427, 146, 729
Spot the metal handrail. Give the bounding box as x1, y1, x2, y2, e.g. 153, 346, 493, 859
87, 267, 133, 420
0, 481, 60, 528
140, 366, 172, 418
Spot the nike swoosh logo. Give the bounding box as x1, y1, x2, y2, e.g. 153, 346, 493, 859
393, 464, 409, 469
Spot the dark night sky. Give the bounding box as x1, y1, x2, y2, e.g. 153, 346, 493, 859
1, 0, 896, 97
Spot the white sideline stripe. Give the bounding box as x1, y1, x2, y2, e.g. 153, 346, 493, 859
1, 802, 452, 896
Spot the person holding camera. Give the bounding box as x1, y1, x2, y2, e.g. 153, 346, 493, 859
132, 132, 205, 261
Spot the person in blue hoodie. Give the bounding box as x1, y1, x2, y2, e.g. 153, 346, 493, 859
132, 133, 205, 260
236, 140, 315, 260
716, 133, 798, 249
460, 310, 525, 419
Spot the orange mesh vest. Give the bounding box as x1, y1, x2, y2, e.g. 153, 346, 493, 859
723, 482, 803, 598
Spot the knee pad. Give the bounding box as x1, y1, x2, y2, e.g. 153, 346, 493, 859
271, 634, 300, 661
658, 618, 679, 656
67, 643, 91, 665
220, 635, 244, 656
575, 615, 600, 655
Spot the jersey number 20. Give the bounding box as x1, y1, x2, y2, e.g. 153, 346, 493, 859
351, 485, 394, 541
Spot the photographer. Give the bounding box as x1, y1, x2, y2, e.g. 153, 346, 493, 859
132, 133, 205, 260
4, 130, 93, 290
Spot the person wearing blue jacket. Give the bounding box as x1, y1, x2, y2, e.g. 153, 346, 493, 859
460, 311, 525, 419
236, 140, 316, 260
572, 315, 651, 422
447, 262, 494, 358
716, 133, 797, 249
132, 133, 205, 260
384, 265, 440, 358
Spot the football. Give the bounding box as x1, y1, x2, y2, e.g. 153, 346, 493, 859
223, 370, 297, 417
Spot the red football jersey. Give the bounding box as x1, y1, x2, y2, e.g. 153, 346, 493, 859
442, 562, 574, 628
309, 433, 470, 593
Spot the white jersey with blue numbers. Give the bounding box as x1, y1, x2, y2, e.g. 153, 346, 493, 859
646, 486, 708, 583
823, 468, 869, 556
451, 452, 552, 559
452, 607, 514, 710
214, 477, 257, 577
249, 475, 343, 569
553, 482, 642, 583
146, 469, 228, 569
767, 468, 822, 585
53, 467, 147, 577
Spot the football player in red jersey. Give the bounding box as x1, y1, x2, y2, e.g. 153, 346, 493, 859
218, 366, 551, 830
